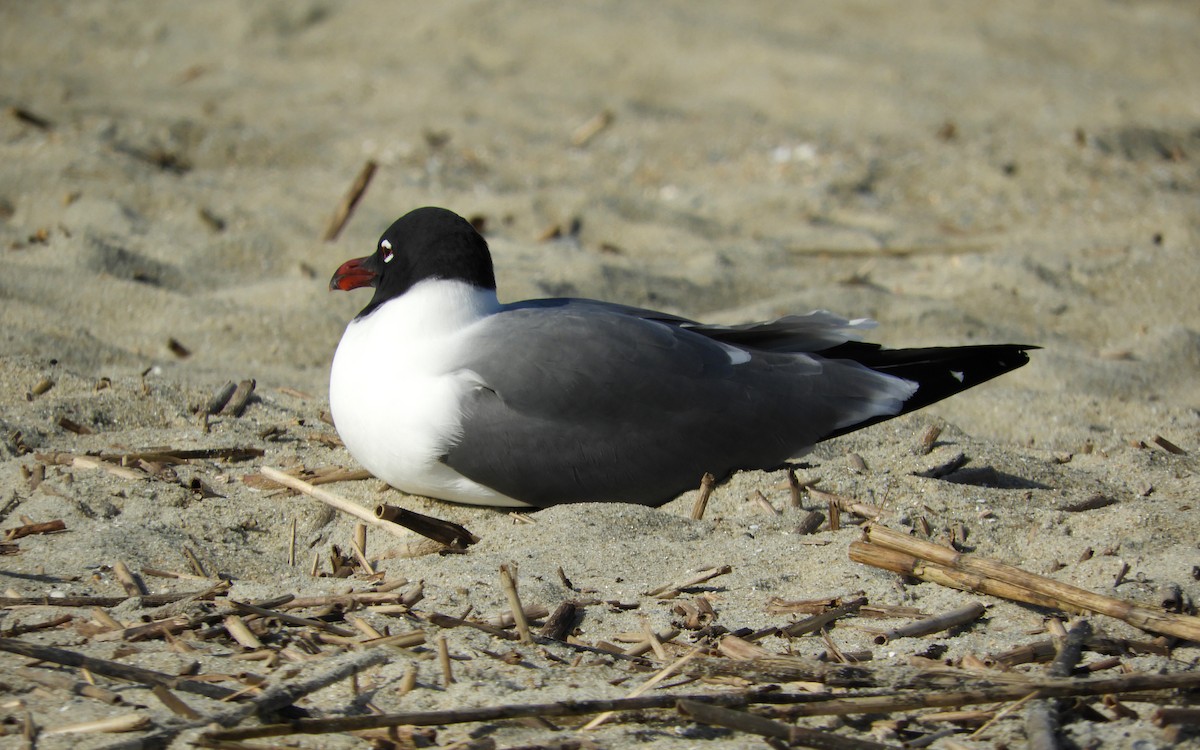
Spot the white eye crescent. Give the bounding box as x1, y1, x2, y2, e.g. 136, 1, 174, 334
380, 238, 394, 263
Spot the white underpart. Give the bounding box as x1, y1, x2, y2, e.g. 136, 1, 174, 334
329, 280, 531, 507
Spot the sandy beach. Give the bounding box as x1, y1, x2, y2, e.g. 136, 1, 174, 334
2, 2, 1199, 747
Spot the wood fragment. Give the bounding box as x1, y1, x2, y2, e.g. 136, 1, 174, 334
8, 105, 53, 129
538, 602, 578, 640
1, 614, 73, 637
198, 669, 1200, 742
182, 545, 208, 578
644, 565, 731, 598
917, 424, 943, 455
428, 611, 518, 641
1153, 706, 1200, 727
260, 467, 413, 541
4, 519, 66, 541
0, 638, 241, 700
30, 377, 54, 397
222, 379, 256, 416
43, 713, 150, 734
231, 600, 357, 638
15, 667, 123, 704
855, 525, 1200, 641
437, 633, 455, 686
500, 563, 533, 644
795, 510, 825, 535
1113, 560, 1130, 588
0, 587, 224, 608
808, 487, 884, 521
1059, 494, 1118, 512
570, 109, 614, 147
786, 467, 804, 507
783, 597, 867, 638
751, 489, 780, 516
1025, 619, 1091, 750
112, 560, 147, 596
224, 615, 265, 649
57, 415, 94, 434
690, 472, 716, 520
71, 455, 143, 480
152, 684, 201, 719
375, 503, 478, 548
1151, 435, 1186, 455
488, 603, 550, 629
678, 699, 898, 750
323, 160, 378, 242
204, 381, 237, 414
872, 601, 986, 644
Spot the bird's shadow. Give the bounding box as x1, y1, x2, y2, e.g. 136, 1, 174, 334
940, 466, 1052, 490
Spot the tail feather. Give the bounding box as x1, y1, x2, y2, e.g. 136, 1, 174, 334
818, 342, 1036, 439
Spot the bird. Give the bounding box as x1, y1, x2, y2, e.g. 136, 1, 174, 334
329, 207, 1033, 508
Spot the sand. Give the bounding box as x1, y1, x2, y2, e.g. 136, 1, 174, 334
2, 2, 1198, 747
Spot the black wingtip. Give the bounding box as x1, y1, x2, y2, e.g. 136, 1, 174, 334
820, 342, 1037, 440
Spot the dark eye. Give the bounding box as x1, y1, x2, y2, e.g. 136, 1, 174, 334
380, 239, 394, 263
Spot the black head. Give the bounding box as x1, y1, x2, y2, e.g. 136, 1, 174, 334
330, 207, 496, 318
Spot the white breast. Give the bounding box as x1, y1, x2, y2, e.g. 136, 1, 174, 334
329, 280, 529, 507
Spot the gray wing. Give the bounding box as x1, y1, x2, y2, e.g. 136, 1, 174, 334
443, 306, 913, 507
508, 298, 875, 351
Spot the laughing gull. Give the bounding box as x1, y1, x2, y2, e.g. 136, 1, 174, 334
329, 207, 1032, 508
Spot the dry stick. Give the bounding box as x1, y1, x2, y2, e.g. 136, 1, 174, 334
1024, 619, 1092, 750
222, 379, 256, 417
1153, 707, 1200, 726
781, 671, 1200, 718
690, 472, 717, 520
582, 646, 704, 730
872, 601, 986, 644
5, 519, 67, 540
783, 597, 867, 637
850, 542, 1075, 613
539, 601, 579, 640
322, 160, 378, 242
108, 647, 395, 750
231, 600, 357, 638
16, 667, 124, 705
751, 490, 780, 516
795, 510, 825, 535
201, 691, 817, 741
645, 565, 731, 598
859, 525, 1200, 642
500, 564, 532, 644
437, 633, 454, 686
375, 503, 478, 548
677, 699, 899, 750
182, 545, 208, 578
43, 714, 150, 735
353, 523, 367, 562
201, 670, 1200, 741
151, 685, 201, 720
204, 380, 237, 414
260, 467, 411, 541
0, 638, 240, 700
112, 561, 146, 597
570, 109, 614, 147
786, 467, 804, 507
1, 614, 73, 637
